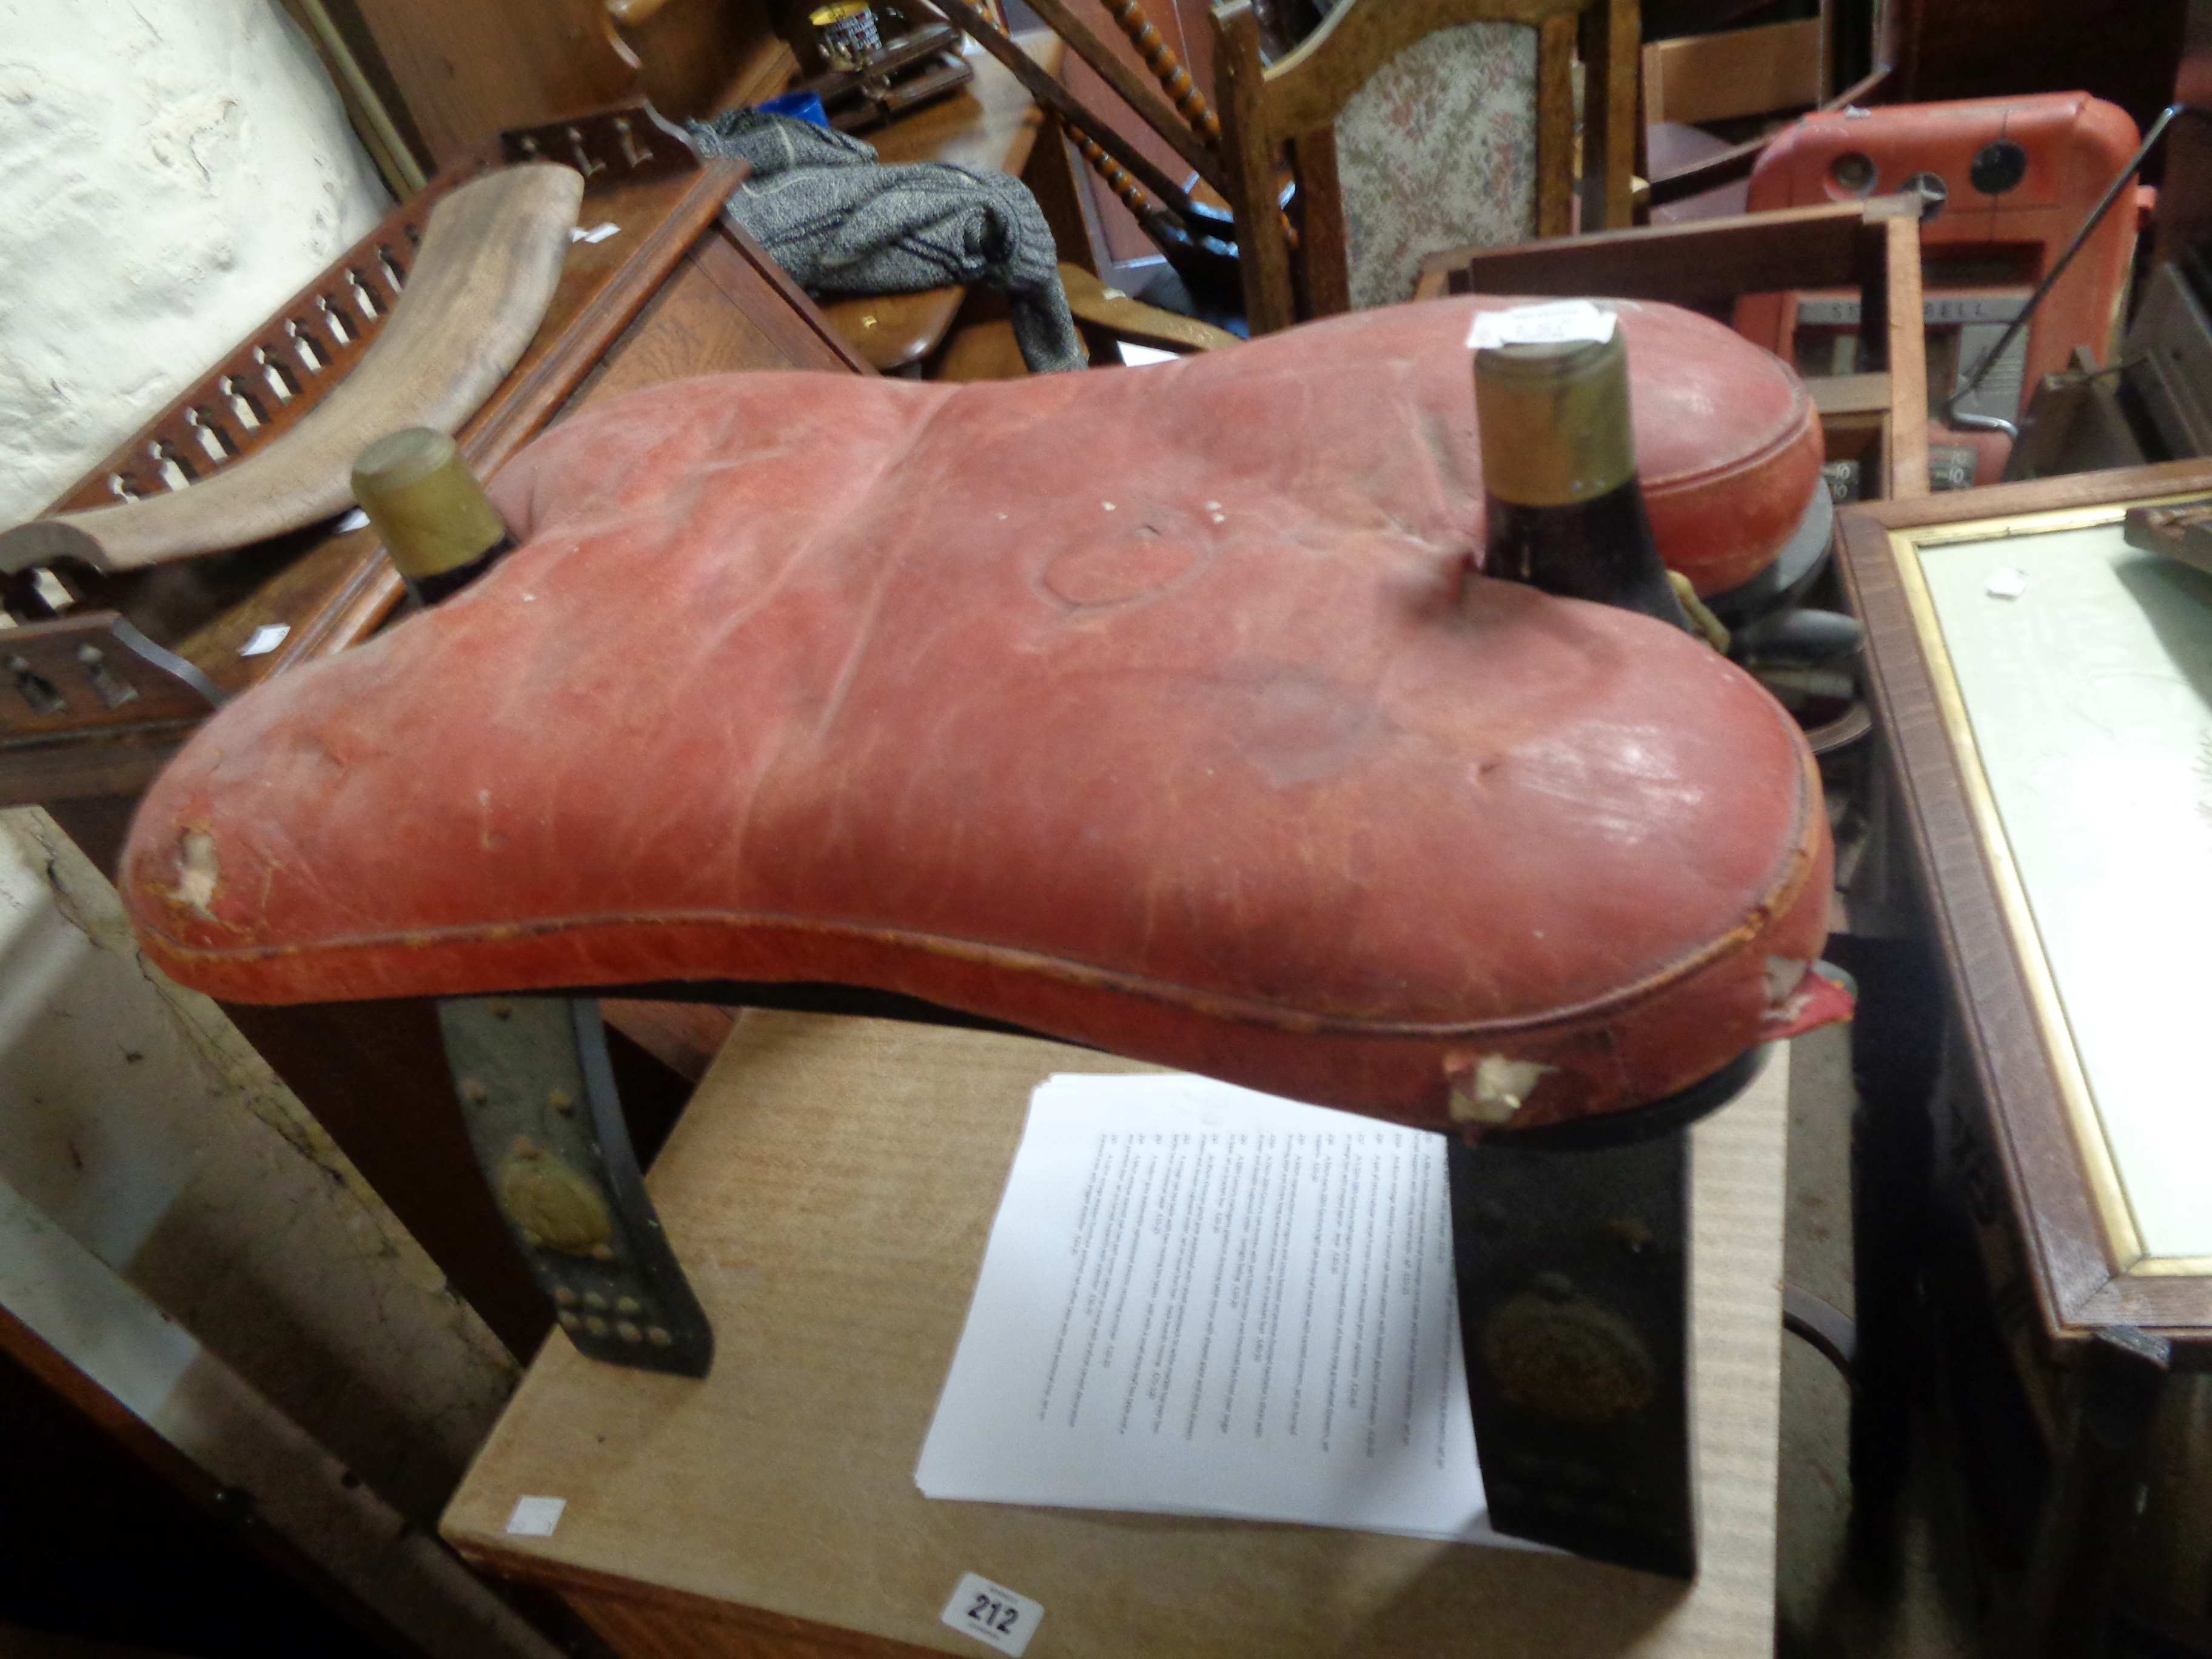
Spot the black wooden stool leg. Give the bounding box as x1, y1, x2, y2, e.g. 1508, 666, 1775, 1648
1449, 1046, 1767, 1579
439, 995, 714, 1377
2015, 1327, 2172, 1658
1830, 931, 1943, 1574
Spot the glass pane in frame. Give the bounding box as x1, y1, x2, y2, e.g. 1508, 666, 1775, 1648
1898, 505, 2212, 1264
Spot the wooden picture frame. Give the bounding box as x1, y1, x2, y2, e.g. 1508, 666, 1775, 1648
1836, 459, 2212, 1350
1414, 196, 1931, 503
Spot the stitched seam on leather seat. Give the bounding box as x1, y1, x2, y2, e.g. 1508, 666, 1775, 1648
1644, 392, 1817, 495
138, 745, 1819, 1043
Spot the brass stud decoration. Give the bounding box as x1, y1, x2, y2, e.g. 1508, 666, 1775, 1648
496, 1134, 615, 1257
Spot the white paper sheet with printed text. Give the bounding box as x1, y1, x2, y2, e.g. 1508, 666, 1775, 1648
916, 1073, 1520, 1544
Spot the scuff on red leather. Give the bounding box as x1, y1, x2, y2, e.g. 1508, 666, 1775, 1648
122, 297, 1832, 1131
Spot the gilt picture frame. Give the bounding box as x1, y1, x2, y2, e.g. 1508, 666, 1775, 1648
1837, 458, 2212, 1347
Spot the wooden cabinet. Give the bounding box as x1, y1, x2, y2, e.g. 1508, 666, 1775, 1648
1836, 461, 2212, 1653
325, 0, 800, 170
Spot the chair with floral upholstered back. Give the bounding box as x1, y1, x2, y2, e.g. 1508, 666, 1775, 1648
1212, 0, 1639, 335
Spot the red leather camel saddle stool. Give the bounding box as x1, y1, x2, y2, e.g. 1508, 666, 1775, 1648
121, 296, 1845, 1578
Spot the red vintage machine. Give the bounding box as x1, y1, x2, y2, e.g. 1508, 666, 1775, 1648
1735, 93, 2142, 491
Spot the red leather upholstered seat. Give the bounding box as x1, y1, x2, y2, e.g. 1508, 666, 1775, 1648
122, 297, 1832, 1133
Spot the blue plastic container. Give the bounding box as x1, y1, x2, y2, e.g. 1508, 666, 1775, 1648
756, 90, 831, 128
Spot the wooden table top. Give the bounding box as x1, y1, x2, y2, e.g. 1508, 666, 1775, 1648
820, 35, 1063, 374
1837, 459, 2212, 1346
445, 1012, 1791, 1658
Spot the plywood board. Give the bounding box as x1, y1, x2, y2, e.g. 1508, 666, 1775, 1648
446, 1012, 1788, 1657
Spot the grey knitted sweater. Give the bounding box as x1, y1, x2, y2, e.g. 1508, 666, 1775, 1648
690, 110, 1084, 374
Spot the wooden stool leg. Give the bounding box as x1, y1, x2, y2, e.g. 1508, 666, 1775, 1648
440, 996, 714, 1378
1831, 930, 1943, 1577
1447, 1051, 1765, 1578
2014, 1328, 2173, 1658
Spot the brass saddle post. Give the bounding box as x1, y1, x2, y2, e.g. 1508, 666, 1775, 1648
441, 996, 715, 1378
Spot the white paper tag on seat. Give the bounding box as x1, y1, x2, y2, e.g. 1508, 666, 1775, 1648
940, 1572, 1044, 1656
1466, 299, 1617, 349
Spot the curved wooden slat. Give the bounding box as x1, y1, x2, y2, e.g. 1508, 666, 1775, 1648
1, 164, 583, 576
1059, 263, 1241, 352
1647, 64, 1895, 207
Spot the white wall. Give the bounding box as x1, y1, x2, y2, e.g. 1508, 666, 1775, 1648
0, 0, 390, 524
0, 2, 514, 1524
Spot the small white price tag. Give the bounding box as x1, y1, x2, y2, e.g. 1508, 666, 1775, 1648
1466, 298, 1617, 350
238, 623, 290, 657
504, 1495, 566, 1537
939, 1572, 1043, 1656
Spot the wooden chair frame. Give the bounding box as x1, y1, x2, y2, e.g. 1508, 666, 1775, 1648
1212, 0, 1640, 334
